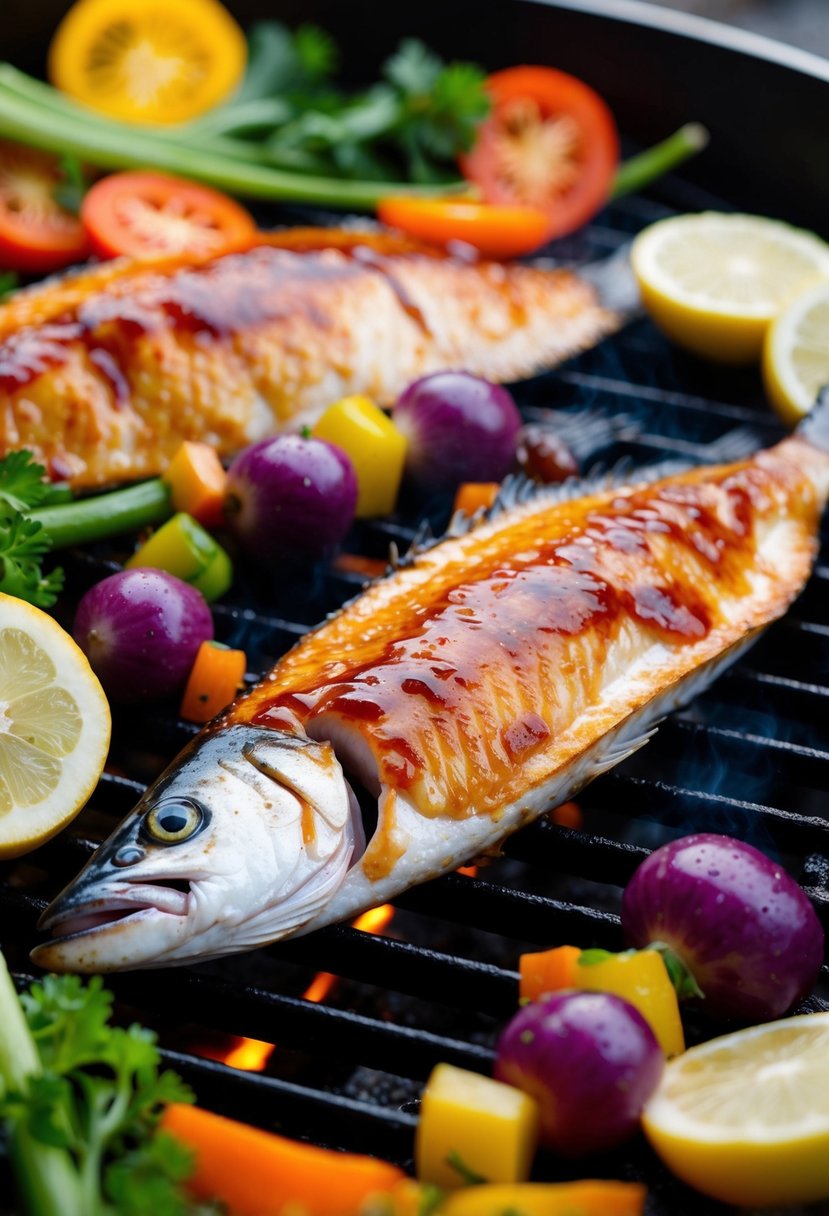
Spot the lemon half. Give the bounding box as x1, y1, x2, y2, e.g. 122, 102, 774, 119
643, 1012, 829, 1207
631, 212, 829, 363
763, 279, 829, 426
0, 594, 110, 858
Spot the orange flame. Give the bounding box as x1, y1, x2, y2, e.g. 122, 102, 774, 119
456, 864, 478, 878
212, 904, 396, 1073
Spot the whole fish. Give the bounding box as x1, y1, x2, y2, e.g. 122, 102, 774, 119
33, 400, 829, 973
0, 228, 621, 488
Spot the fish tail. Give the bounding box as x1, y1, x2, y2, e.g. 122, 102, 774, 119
796, 384, 829, 453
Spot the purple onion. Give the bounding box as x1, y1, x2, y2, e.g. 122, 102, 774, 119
392, 371, 521, 494
495, 990, 664, 1156
73, 568, 213, 702
622, 833, 824, 1021
224, 434, 358, 563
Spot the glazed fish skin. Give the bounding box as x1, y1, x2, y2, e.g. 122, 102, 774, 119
32, 410, 829, 974
0, 230, 616, 487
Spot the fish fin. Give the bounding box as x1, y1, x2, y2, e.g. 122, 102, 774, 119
796, 384, 829, 453
586, 725, 660, 778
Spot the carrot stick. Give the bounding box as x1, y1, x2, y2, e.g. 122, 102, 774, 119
519, 944, 582, 1002
179, 641, 246, 723
439, 1180, 647, 1215
161, 1103, 405, 1215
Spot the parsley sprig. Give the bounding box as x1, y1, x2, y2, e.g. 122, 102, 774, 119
0, 955, 213, 1216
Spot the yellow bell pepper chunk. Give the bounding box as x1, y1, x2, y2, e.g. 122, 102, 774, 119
576, 950, 685, 1057
312, 395, 407, 518
415, 1063, 538, 1190
438, 1180, 647, 1216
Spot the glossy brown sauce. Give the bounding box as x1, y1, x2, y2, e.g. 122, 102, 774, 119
0, 241, 437, 397
251, 472, 767, 864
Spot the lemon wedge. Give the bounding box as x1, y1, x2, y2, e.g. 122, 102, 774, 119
763, 279, 829, 426
642, 1012, 829, 1207
0, 594, 110, 858
631, 212, 829, 363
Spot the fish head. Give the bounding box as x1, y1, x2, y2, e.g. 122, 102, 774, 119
32, 723, 359, 972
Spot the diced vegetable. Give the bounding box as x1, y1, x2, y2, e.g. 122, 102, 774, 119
622, 833, 825, 1021
180, 640, 246, 723
519, 943, 581, 1002
73, 568, 214, 701
438, 1180, 648, 1216
576, 949, 685, 1057
459, 66, 618, 242
415, 1062, 538, 1189
126, 512, 233, 602
48, 0, 247, 125
80, 171, 257, 259
161, 1102, 405, 1215
392, 373, 521, 496
312, 396, 406, 518
453, 482, 500, 515
377, 198, 551, 259
0, 139, 88, 272
224, 434, 359, 561
495, 991, 664, 1155
164, 441, 228, 529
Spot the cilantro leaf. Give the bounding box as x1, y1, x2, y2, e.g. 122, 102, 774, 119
0, 271, 18, 300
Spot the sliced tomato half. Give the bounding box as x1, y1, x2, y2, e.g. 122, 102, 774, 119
80, 172, 257, 260
0, 140, 89, 274
377, 197, 552, 260
460, 66, 619, 242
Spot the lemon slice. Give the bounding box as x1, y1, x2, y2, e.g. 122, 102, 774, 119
631, 212, 829, 363
0, 594, 110, 858
763, 279, 829, 426
642, 1012, 829, 1207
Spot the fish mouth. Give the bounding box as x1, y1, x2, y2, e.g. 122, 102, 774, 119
36, 879, 191, 943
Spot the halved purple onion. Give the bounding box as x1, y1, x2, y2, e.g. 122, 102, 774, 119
622, 833, 824, 1021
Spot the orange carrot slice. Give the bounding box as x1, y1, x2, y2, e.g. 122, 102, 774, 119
519, 944, 582, 1002
161, 1103, 405, 1215
453, 482, 500, 515
164, 441, 227, 529
179, 641, 246, 723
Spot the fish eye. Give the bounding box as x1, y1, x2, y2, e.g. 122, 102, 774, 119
144, 799, 206, 844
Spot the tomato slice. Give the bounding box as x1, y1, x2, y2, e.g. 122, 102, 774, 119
80, 172, 257, 260
376, 197, 552, 260
48, 0, 246, 126
0, 140, 89, 274
460, 66, 619, 242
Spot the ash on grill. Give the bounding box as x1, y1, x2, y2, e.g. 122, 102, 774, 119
2, 189, 829, 1216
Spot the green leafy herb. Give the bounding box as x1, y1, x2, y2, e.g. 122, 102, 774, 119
650, 941, 705, 1001
0, 956, 200, 1216
0, 511, 63, 607
0, 270, 18, 299
0, 450, 65, 514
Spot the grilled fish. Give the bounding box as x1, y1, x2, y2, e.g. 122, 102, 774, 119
33, 399, 829, 973
0, 229, 620, 488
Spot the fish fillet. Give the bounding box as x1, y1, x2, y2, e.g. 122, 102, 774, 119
0, 228, 619, 488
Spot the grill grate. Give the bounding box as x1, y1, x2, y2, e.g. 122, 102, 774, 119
2, 183, 829, 1216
